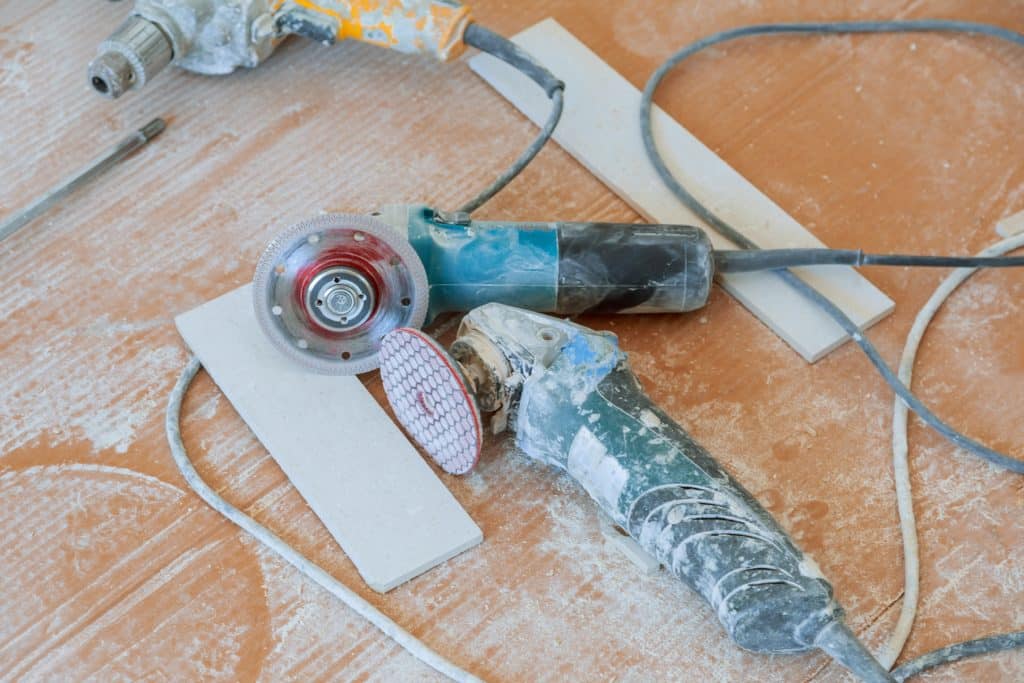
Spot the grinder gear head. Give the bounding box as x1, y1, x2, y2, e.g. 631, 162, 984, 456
253, 213, 429, 374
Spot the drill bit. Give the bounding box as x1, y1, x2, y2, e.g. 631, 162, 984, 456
0, 118, 166, 244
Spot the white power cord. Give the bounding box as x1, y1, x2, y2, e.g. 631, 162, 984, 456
166, 356, 483, 683
881, 230, 1024, 668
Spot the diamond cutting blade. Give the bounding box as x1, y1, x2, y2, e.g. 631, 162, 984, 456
253, 213, 429, 374
379, 328, 483, 475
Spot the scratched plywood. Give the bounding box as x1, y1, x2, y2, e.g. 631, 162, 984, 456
1, 1, 1022, 681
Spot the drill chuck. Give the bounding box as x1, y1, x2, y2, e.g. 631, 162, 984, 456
89, 15, 173, 99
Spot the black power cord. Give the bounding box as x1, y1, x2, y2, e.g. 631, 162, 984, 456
641, 19, 1024, 476
638, 18, 1024, 680
891, 631, 1024, 681
714, 248, 1024, 272
458, 23, 565, 215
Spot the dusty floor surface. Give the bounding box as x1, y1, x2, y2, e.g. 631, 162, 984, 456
1, 0, 1022, 680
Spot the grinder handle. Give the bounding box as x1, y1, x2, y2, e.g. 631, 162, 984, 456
405, 208, 716, 318
281, 1, 473, 60
516, 344, 840, 654
555, 222, 714, 314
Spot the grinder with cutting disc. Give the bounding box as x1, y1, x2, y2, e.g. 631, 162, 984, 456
253, 204, 1024, 374
253, 204, 717, 374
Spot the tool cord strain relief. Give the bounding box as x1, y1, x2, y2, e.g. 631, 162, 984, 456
813, 620, 894, 683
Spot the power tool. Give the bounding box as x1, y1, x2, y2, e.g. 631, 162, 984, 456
251, 205, 718, 373
252, 204, 1024, 374
375, 303, 893, 681
153, 14, 1024, 679
89, 0, 473, 98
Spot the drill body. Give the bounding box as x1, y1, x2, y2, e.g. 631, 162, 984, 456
90, 0, 471, 98
453, 304, 845, 655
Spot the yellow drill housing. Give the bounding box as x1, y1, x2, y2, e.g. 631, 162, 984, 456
89, 0, 472, 99
274, 0, 472, 59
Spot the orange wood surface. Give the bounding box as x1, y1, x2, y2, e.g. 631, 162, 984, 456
1, 1, 1022, 680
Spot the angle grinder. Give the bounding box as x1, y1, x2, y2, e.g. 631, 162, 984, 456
252, 204, 718, 373
374, 303, 893, 681
253, 204, 1024, 374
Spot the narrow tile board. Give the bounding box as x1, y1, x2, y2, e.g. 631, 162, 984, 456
997, 209, 1024, 237
176, 285, 482, 593
469, 19, 895, 362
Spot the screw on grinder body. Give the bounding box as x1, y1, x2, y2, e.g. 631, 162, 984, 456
378, 304, 893, 682
89, 0, 473, 98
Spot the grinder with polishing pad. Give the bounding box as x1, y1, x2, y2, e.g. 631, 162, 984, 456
376, 303, 893, 682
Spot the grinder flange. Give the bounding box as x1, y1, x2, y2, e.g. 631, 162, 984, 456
253, 213, 429, 374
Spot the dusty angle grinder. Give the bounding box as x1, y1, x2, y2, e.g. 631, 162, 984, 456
375, 303, 892, 681
252, 205, 1024, 374
252, 205, 726, 373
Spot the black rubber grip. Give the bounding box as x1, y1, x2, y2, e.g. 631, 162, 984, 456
555, 223, 714, 314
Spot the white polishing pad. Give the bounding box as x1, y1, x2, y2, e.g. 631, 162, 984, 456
380, 328, 483, 475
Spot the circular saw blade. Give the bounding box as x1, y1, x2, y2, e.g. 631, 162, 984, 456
379, 328, 483, 475
253, 213, 429, 374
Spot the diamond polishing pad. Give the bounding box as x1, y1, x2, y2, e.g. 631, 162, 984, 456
379, 328, 483, 475
253, 213, 429, 375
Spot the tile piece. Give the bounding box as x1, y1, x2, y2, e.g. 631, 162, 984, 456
176, 285, 482, 593
469, 18, 895, 362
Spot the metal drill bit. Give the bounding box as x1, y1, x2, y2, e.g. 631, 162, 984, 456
0, 118, 166, 243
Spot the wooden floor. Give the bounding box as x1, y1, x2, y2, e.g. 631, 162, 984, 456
1, 1, 1022, 680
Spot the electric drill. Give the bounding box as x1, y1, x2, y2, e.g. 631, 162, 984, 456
89, 0, 472, 98
377, 303, 894, 682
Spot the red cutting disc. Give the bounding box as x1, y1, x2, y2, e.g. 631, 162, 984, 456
379, 328, 483, 475
252, 213, 429, 375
